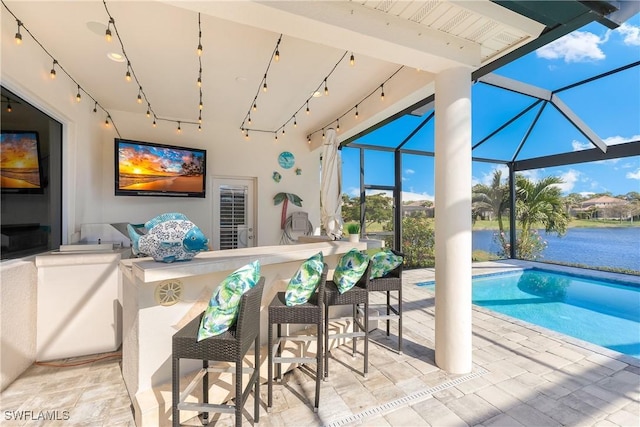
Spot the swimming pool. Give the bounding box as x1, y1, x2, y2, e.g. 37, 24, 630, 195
422, 268, 640, 358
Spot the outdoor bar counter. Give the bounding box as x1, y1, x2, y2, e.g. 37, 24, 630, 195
119, 240, 365, 425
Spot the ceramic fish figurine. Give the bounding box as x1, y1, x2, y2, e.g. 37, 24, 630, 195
127, 213, 209, 262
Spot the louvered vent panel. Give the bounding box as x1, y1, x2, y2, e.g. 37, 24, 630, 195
219, 186, 247, 250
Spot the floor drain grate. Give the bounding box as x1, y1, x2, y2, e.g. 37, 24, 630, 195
323, 368, 488, 427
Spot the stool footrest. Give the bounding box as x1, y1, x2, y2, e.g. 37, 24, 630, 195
178, 402, 235, 414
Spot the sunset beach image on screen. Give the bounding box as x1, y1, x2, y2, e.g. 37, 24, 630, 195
115, 138, 206, 198
1, 131, 44, 193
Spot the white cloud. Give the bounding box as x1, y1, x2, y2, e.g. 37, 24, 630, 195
405, 168, 415, 175
472, 164, 509, 186
572, 140, 591, 151
617, 23, 640, 46
579, 191, 595, 198
553, 169, 581, 194
402, 191, 434, 202
519, 169, 542, 182
626, 169, 640, 180
536, 31, 605, 63
604, 134, 640, 145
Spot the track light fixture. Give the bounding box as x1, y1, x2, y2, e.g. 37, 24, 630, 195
275, 49, 280, 62
76, 85, 81, 102
350, 53, 355, 66
198, 124, 202, 131
146, 105, 151, 118
355, 105, 359, 119
380, 84, 385, 100
50, 59, 57, 79
293, 116, 297, 127
105, 17, 114, 42
125, 61, 131, 82
198, 113, 202, 124
177, 121, 182, 133
248, 115, 252, 125
15, 20, 22, 45
6, 100, 12, 113
153, 119, 157, 127
263, 74, 268, 92
137, 87, 142, 104
197, 75, 202, 87
324, 78, 329, 96
336, 119, 340, 132
306, 101, 310, 115
105, 116, 110, 127
93, 102, 97, 113
253, 101, 257, 111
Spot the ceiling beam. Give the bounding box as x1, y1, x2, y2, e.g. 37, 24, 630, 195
477, 73, 552, 100
550, 94, 607, 153
513, 141, 639, 171
172, 0, 482, 73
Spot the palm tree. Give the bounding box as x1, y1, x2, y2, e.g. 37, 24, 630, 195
472, 170, 509, 231
514, 174, 569, 259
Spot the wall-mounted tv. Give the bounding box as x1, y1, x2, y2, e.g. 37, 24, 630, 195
115, 138, 206, 198
1, 131, 44, 194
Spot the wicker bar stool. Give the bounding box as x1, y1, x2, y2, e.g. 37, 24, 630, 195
172, 277, 265, 427
366, 250, 404, 353
268, 263, 328, 412
324, 261, 371, 379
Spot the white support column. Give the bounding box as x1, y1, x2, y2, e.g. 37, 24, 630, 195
434, 66, 473, 374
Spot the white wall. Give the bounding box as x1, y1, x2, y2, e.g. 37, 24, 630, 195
1, 8, 322, 245
0, 259, 37, 391
1, 9, 322, 388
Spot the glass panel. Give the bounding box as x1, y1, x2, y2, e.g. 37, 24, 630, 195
363, 188, 394, 248
364, 150, 394, 186
402, 116, 435, 152
1, 86, 62, 259
341, 146, 360, 199
472, 104, 543, 162
353, 114, 425, 148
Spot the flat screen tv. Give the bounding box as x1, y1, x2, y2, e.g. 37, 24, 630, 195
1, 131, 44, 194
115, 138, 206, 198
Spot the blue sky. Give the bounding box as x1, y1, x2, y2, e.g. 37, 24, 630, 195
343, 13, 640, 201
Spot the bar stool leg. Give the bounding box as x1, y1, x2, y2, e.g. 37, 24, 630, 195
203, 360, 209, 423
324, 305, 329, 379
235, 361, 242, 427
314, 318, 322, 410
172, 356, 179, 427
254, 334, 260, 422
364, 301, 369, 376
267, 319, 273, 408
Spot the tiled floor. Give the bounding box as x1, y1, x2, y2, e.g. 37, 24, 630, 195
2, 261, 639, 426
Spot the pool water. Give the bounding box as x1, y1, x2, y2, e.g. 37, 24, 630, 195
424, 269, 640, 358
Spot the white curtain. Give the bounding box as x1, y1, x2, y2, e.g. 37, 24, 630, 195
320, 128, 343, 240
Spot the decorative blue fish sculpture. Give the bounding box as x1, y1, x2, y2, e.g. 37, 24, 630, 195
127, 213, 209, 262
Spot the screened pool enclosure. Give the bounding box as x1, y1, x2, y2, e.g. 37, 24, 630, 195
340, 22, 640, 272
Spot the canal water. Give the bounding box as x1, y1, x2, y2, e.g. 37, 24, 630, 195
472, 227, 640, 271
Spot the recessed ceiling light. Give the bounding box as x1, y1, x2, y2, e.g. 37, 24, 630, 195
107, 52, 125, 63
86, 21, 107, 36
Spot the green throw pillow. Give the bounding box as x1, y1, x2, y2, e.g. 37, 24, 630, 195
333, 248, 369, 294
285, 252, 324, 306
370, 250, 403, 279
197, 260, 260, 341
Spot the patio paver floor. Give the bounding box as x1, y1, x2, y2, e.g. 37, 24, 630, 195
2, 261, 638, 426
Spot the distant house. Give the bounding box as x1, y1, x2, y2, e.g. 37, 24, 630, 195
575, 196, 630, 219
402, 201, 434, 218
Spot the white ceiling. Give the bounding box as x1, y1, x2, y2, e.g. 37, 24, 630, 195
1, 0, 545, 145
